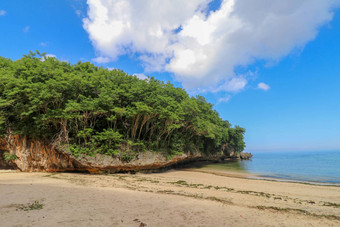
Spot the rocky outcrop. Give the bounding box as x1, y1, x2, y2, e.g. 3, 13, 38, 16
221, 144, 252, 160
239, 152, 253, 160
0, 135, 227, 173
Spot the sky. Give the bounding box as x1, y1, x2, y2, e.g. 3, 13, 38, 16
0, 0, 340, 152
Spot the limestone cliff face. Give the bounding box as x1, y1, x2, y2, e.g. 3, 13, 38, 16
0, 135, 251, 173
1, 135, 88, 172
0, 135, 218, 173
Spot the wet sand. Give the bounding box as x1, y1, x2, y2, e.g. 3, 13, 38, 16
0, 169, 339, 226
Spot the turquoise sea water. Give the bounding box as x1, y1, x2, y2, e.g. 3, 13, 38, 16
191, 150, 340, 185
242, 150, 340, 184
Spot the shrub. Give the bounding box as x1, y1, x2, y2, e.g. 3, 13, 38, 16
3, 152, 17, 161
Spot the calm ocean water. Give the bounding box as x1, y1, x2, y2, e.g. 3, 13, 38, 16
242, 150, 340, 184
190, 150, 340, 185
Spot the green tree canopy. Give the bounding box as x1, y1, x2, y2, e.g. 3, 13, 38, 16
0, 51, 246, 159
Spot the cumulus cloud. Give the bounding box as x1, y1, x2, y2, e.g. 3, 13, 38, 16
0, 10, 6, 16
83, 0, 337, 91
257, 82, 270, 91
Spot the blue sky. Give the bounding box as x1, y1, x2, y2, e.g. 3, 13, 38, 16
1, 0, 340, 152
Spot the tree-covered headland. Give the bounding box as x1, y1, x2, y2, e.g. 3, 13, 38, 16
0, 51, 245, 161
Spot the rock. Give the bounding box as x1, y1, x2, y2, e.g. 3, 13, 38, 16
0, 135, 226, 173
1, 135, 87, 172
239, 152, 253, 160
222, 146, 252, 160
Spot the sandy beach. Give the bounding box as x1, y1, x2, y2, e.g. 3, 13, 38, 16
0, 169, 339, 227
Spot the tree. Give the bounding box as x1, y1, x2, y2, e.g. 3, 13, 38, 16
0, 51, 246, 159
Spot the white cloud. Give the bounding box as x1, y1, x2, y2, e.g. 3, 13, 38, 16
0, 10, 6, 16
257, 82, 270, 91
23, 26, 30, 33
219, 77, 248, 93
40, 42, 47, 47
41, 54, 57, 62
92, 56, 111, 63
133, 73, 148, 80
42, 54, 69, 63
83, 0, 338, 92
217, 95, 231, 104
46, 54, 57, 58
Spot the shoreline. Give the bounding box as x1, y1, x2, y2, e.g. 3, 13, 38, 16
175, 162, 340, 187
1, 169, 340, 226
177, 158, 340, 187
249, 175, 340, 187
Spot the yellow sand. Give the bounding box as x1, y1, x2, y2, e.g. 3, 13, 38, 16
1, 169, 339, 226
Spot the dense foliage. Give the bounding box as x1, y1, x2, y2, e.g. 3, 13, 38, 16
0, 51, 245, 159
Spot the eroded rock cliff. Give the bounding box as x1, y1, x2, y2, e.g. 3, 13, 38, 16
0, 135, 230, 173
1, 135, 88, 172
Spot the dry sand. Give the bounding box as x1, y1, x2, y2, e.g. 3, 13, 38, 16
0, 169, 339, 227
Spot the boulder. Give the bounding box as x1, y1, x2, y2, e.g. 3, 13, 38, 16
239, 152, 253, 160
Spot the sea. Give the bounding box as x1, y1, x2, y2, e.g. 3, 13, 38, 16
189, 150, 340, 185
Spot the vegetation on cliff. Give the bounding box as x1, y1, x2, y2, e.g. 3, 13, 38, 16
0, 51, 245, 160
